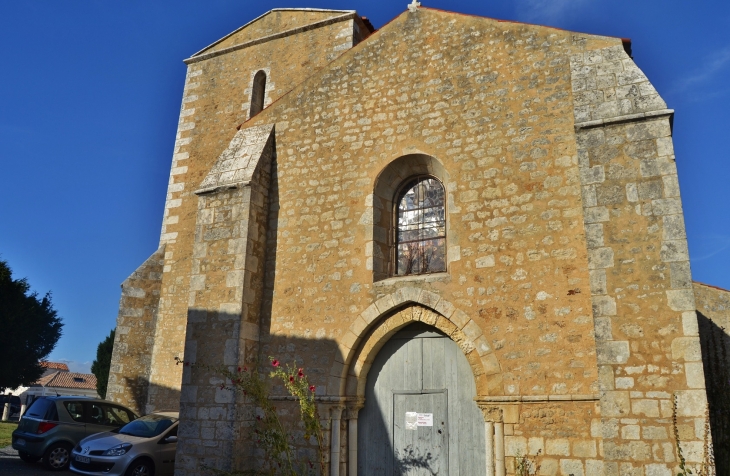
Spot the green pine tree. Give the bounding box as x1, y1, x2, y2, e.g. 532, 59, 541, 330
91, 329, 115, 399
0, 259, 63, 391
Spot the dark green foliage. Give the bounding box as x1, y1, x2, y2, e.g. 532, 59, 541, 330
91, 329, 115, 399
0, 259, 63, 391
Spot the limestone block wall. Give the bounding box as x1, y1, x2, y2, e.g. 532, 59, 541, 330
571, 45, 710, 474
145, 10, 372, 413
693, 282, 730, 473
107, 246, 165, 414
243, 8, 623, 475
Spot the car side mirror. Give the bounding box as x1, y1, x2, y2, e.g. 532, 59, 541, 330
164, 436, 178, 443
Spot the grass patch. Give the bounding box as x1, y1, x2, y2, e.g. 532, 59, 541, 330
0, 422, 18, 447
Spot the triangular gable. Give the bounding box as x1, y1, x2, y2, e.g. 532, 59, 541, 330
238, 7, 623, 131
192, 8, 355, 58
197, 124, 274, 194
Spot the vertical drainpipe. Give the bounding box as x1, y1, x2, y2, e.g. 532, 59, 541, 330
330, 406, 344, 476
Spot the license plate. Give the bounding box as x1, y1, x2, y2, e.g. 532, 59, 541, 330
15, 438, 25, 446
75, 455, 90, 464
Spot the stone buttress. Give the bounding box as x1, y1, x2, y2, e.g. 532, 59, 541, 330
176, 124, 275, 474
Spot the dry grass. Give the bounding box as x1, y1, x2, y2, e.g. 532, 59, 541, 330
0, 422, 17, 447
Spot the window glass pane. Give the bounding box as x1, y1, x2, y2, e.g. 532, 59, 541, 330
395, 177, 446, 276
107, 406, 132, 425
63, 402, 85, 422
89, 403, 105, 424
26, 398, 55, 419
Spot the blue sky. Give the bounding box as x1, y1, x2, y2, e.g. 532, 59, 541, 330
1, 0, 729, 373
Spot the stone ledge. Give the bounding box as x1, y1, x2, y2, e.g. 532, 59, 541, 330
269, 395, 362, 403
373, 272, 451, 287
574, 108, 674, 130
195, 182, 250, 196
475, 394, 600, 403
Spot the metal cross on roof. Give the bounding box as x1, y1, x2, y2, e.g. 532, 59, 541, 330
408, 0, 421, 12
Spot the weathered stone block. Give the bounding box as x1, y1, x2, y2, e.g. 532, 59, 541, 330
671, 337, 702, 361
539, 458, 558, 476
588, 247, 614, 269
670, 261, 692, 289
680, 311, 699, 336
504, 436, 527, 457
559, 459, 584, 476
584, 206, 609, 223
666, 289, 696, 311
602, 391, 631, 417
675, 390, 707, 417
621, 424, 640, 439
580, 165, 605, 185
592, 295, 617, 316
573, 440, 597, 458
652, 198, 682, 216
631, 399, 659, 417
545, 438, 570, 456
646, 464, 671, 476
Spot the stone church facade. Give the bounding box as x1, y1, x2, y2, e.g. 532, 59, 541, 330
107, 6, 729, 475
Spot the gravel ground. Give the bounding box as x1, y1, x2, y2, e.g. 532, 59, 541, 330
0, 445, 72, 475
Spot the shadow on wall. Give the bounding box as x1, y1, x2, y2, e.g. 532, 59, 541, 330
119, 377, 180, 416
697, 312, 730, 475
259, 329, 444, 476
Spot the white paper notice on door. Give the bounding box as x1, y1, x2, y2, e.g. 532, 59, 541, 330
405, 412, 418, 430
417, 413, 433, 427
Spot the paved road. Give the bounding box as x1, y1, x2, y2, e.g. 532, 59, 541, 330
0, 446, 72, 475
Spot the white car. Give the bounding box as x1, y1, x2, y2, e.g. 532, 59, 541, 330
69, 412, 178, 476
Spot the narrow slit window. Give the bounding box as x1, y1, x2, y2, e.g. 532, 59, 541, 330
249, 70, 266, 117
394, 176, 446, 276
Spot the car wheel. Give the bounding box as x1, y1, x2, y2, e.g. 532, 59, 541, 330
18, 451, 39, 463
126, 458, 155, 476
42, 442, 72, 471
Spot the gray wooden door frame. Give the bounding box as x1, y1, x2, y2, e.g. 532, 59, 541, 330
358, 322, 486, 475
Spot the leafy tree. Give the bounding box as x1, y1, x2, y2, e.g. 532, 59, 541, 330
91, 328, 115, 399
0, 259, 63, 391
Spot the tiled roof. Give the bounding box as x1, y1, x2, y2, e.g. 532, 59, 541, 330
40, 362, 70, 371
34, 371, 97, 390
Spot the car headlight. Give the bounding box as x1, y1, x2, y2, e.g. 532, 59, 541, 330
102, 443, 132, 456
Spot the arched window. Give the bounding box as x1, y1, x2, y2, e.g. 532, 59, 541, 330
249, 70, 266, 117
394, 176, 446, 276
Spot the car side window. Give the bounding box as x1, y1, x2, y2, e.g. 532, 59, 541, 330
107, 405, 132, 425
63, 401, 85, 422
88, 403, 103, 424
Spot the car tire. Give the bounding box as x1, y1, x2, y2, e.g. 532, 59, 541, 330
125, 458, 155, 476
18, 451, 39, 463
42, 442, 72, 471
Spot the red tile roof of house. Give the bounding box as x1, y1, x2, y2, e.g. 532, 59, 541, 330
40, 362, 70, 371
34, 371, 97, 390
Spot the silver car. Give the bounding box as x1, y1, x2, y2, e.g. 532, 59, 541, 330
69, 412, 178, 476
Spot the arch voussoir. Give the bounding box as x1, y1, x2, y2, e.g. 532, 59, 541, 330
334, 289, 504, 398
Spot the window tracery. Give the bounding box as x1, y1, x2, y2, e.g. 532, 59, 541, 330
393, 176, 446, 276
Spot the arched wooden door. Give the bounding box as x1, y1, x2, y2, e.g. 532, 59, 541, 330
358, 322, 486, 475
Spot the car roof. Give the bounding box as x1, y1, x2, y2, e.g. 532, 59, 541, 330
150, 411, 179, 418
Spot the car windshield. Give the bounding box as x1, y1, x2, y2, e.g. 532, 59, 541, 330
118, 414, 177, 438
